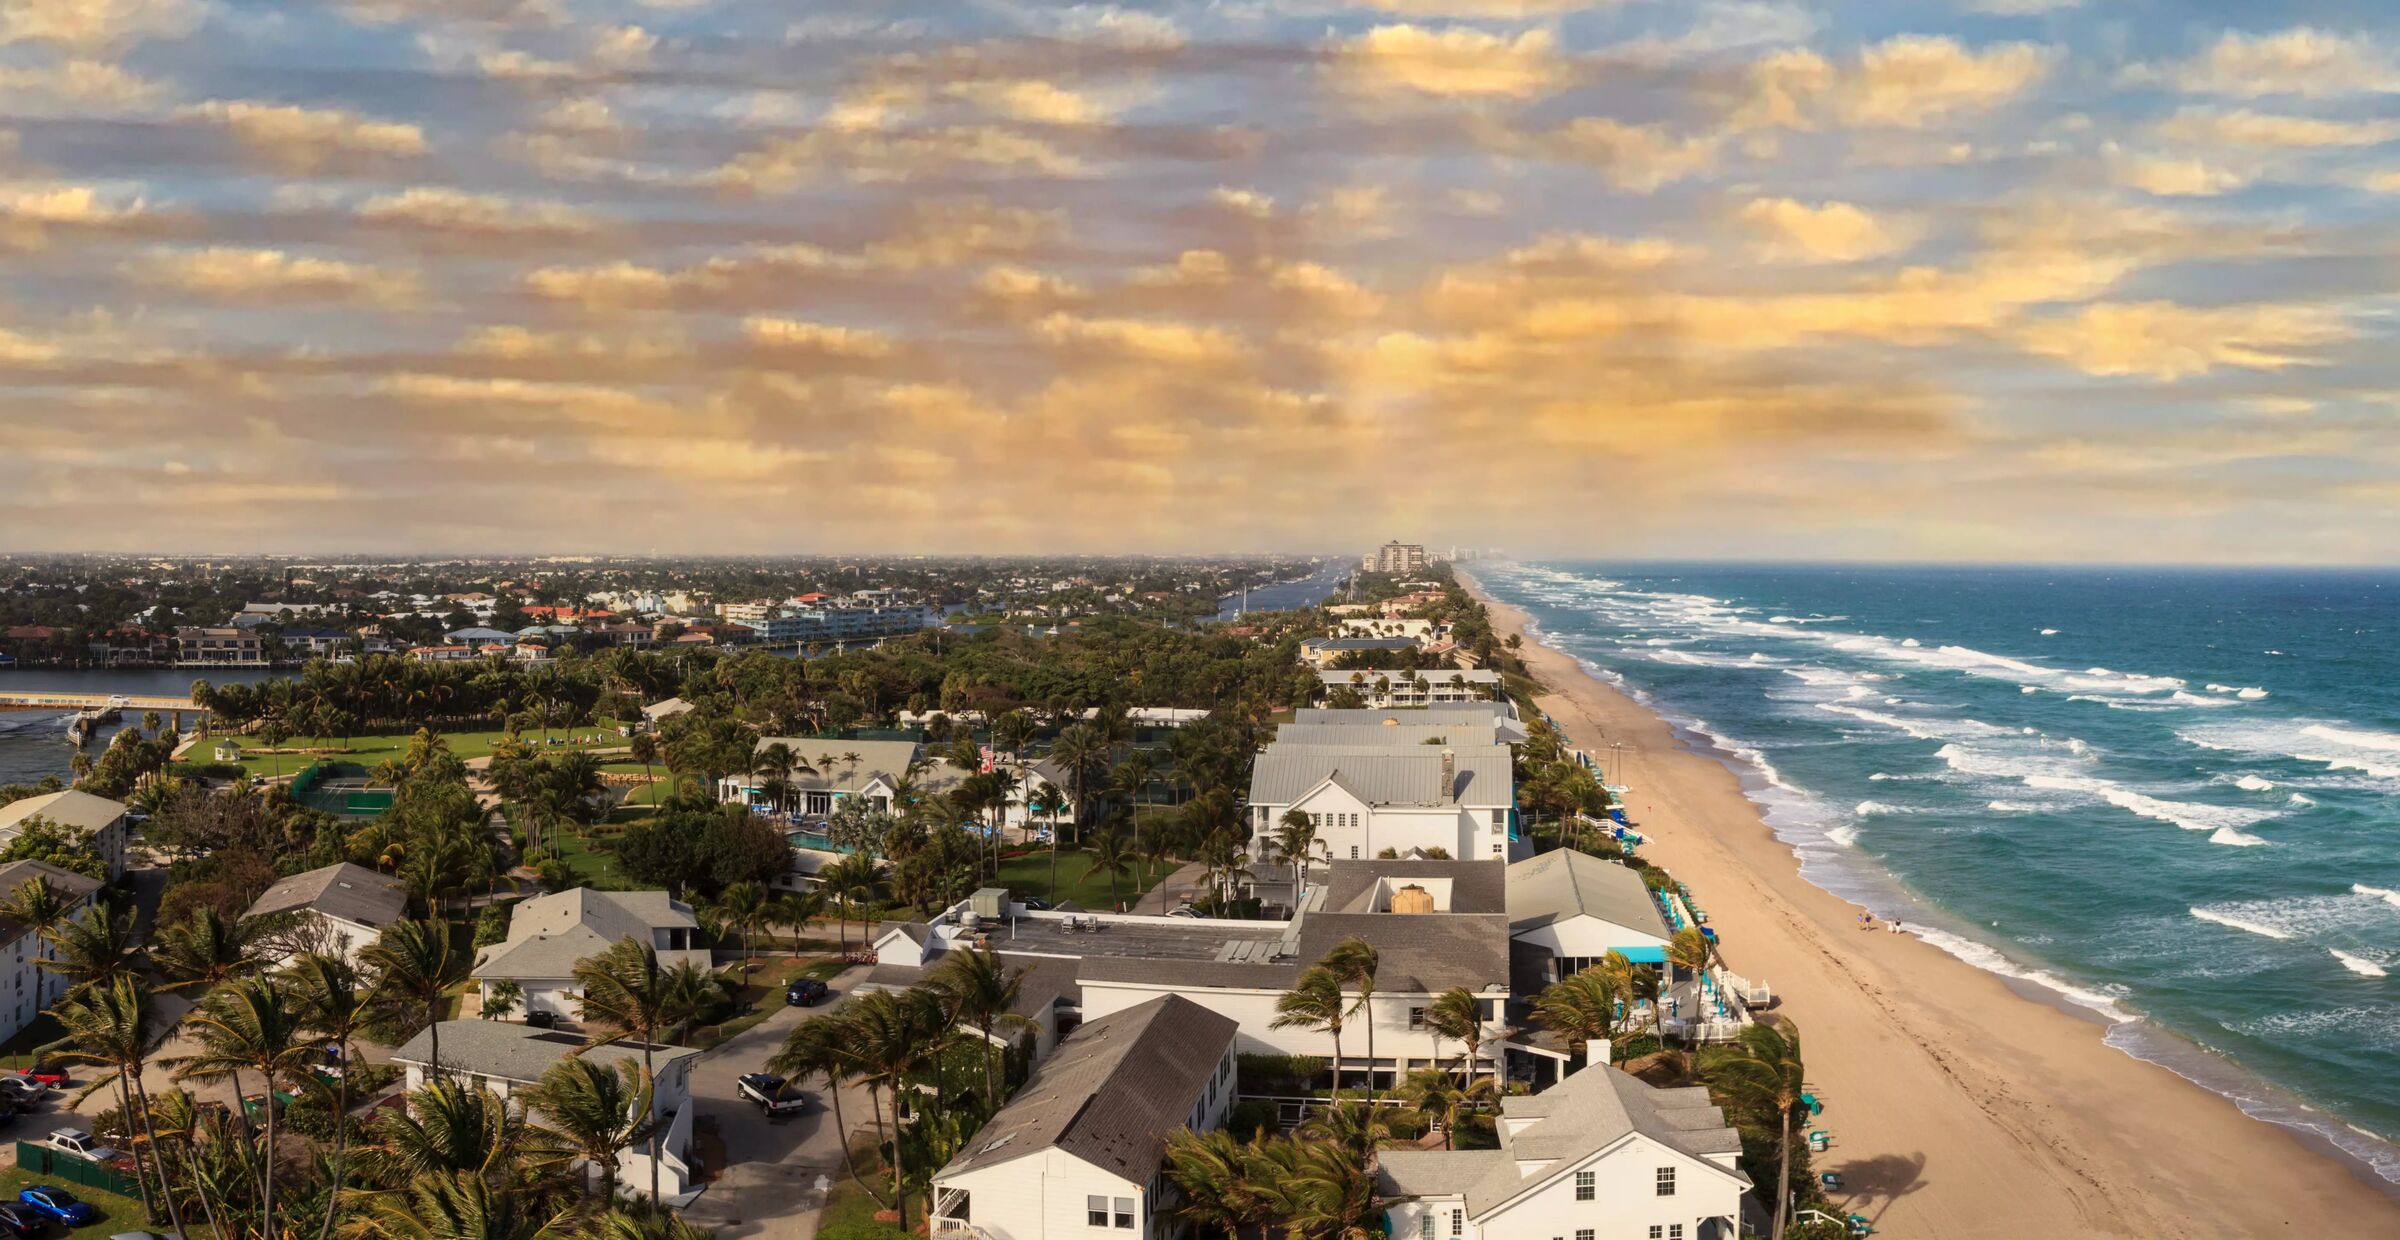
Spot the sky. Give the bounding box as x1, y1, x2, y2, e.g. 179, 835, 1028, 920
1, 0, 2396, 561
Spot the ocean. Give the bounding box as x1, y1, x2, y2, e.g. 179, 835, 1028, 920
1476, 561, 2400, 1183
0, 668, 271, 787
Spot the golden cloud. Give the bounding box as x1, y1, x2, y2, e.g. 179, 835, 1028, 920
0, 0, 196, 52
1743, 36, 2052, 131
2107, 150, 2254, 197
2154, 107, 2400, 149
1738, 197, 1918, 263
179, 101, 427, 169
0, 184, 149, 249
2162, 28, 2398, 99
0, 59, 165, 111
356, 188, 599, 238
1553, 117, 1719, 191
707, 124, 1084, 192
1339, 24, 1569, 99
2017, 301, 2353, 380
1033, 312, 1248, 365
132, 247, 418, 304
739, 317, 897, 359
1340, 1, 1592, 13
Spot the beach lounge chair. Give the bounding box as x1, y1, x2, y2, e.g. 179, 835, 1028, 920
1808, 1130, 1829, 1152
1821, 1172, 1844, 1190
1801, 1091, 1822, 1115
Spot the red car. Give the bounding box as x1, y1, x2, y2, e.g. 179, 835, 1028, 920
13, 1069, 63, 1087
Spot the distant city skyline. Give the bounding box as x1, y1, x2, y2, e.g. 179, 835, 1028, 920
2, 1, 2396, 561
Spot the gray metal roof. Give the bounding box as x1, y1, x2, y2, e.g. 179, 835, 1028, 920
1075, 957, 1300, 991
1320, 859, 1507, 915
0, 790, 126, 836
244, 862, 408, 929
1275, 723, 1507, 748
936, 994, 1236, 1181
1294, 911, 1511, 995
1248, 744, 1512, 809
1505, 850, 1671, 941
1302, 637, 1420, 651
474, 887, 708, 980
1295, 704, 1514, 723
859, 952, 1082, 1022
390, 1020, 699, 1084
749, 738, 923, 794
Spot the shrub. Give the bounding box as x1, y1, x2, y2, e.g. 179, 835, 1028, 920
1226, 1099, 1280, 1141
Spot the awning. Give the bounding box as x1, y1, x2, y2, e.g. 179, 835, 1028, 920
1615, 946, 1667, 964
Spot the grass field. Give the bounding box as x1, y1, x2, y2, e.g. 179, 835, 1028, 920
992, 850, 1178, 911
0, 1168, 149, 1234
204, 721, 631, 779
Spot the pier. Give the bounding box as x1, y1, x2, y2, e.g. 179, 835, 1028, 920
0, 691, 203, 712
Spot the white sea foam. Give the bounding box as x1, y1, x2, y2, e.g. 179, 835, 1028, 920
2040, 628, 2059, 636
2180, 720, 2400, 783
1986, 799, 2046, 813
2289, 792, 2317, 807
2192, 907, 2294, 939
1825, 824, 1860, 847
2239, 688, 2270, 700
1852, 800, 1918, 817
2234, 775, 2275, 792
2355, 884, 2400, 911
1907, 925, 2136, 1023
2209, 827, 2269, 847
2332, 950, 2388, 978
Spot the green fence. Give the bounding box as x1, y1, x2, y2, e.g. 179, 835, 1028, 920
289, 761, 394, 818
14, 1141, 141, 1198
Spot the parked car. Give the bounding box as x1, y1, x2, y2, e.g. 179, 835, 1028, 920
1017, 896, 1050, 912
0, 1204, 42, 1239
0, 1076, 43, 1101
15, 1068, 65, 1087
522, 1010, 557, 1029
46, 1128, 118, 1163
783, 978, 828, 1007
735, 1073, 808, 1117
18, 1187, 99, 1227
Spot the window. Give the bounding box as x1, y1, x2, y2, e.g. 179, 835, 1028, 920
1450, 1209, 1463, 1236
1576, 1231, 1595, 1240
1420, 1215, 1435, 1240
1111, 1198, 1136, 1228
1350, 846, 1360, 860
1669, 1228, 1683, 1240
1409, 1007, 1428, 1029
1649, 1230, 1663, 1240
1656, 1166, 1677, 1197
1087, 1196, 1109, 1227
1574, 1170, 1594, 1201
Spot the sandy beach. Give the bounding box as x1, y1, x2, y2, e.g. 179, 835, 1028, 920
1465, 577, 2400, 1238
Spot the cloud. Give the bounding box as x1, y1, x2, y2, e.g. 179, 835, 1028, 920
355, 188, 599, 238
1553, 117, 1720, 191
133, 247, 418, 304
739, 317, 897, 359
1738, 197, 1918, 262
2017, 302, 2353, 380
178, 100, 426, 168
1211, 186, 1276, 218
0, 59, 166, 111
1339, 24, 1570, 98
0, 184, 149, 249
2160, 28, 2399, 99
707, 124, 1085, 192
1034, 313, 1247, 365
2107, 151, 2253, 197
0, 0, 196, 52
1742, 35, 2053, 130
1339, 1, 1593, 14
2153, 107, 2400, 149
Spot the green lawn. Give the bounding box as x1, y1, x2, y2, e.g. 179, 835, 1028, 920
545, 825, 636, 890
204, 721, 631, 780
687, 955, 844, 1050
992, 850, 1178, 911
0, 1168, 150, 1234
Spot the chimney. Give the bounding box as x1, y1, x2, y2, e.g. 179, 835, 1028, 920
1440, 748, 1456, 794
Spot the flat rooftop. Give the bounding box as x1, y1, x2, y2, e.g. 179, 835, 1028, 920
973, 914, 1290, 963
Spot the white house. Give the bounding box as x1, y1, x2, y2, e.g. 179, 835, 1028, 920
1507, 850, 1675, 985
243, 862, 408, 969
390, 1020, 702, 1198
472, 888, 711, 1019
1247, 744, 1517, 864
1077, 861, 1514, 1091
1377, 1062, 1749, 1240
930, 994, 1239, 1240
1318, 667, 1503, 707
0, 860, 102, 1042
858, 946, 1083, 1061
1340, 618, 1438, 641
717, 738, 926, 818
0, 790, 131, 880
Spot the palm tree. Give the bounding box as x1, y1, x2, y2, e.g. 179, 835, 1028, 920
817, 853, 879, 952
1162, 1128, 1261, 1240
1082, 824, 1136, 911
1422, 986, 1487, 1083
1046, 723, 1104, 844
523, 1057, 655, 1201
1669, 924, 1715, 980
283, 950, 373, 1240
43, 903, 145, 997
1274, 808, 1316, 898
1272, 966, 1348, 1098
1027, 782, 1067, 898
1393, 1066, 1496, 1150
362, 919, 471, 1080
840, 987, 948, 1232
706, 880, 771, 984
572, 1206, 717, 1240
1703, 1021, 1808, 1240
49, 975, 184, 1232
1278, 1132, 1381, 1239
356, 1170, 574, 1240
770, 1011, 884, 1207
0, 874, 80, 994
171, 975, 314, 1240
933, 946, 1022, 1104
154, 906, 261, 996
363, 1077, 556, 1185
573, 939, 705, 1209
1534, 966, 1624, 1069
1320, 936, 1380, 1109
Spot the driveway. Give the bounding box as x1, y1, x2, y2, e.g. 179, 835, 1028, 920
679, 964, 874, 1240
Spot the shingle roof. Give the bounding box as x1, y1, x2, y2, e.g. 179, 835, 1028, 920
1461, 1068, 1745, 1212
474, 887, 706, 980
1505, 850, 1671, 941
1320, 860, 1507, 915
245, 862, 407, 929
749, 738, 923, 794
390, 1020, 699, 1085
1075, 957, 1300, 991
0, 860, 101, 942
0, 790, 126, 836
1248, 745, 1512, 809
859, 952, 1081, 1022
1375, 1149, 1512, 1198
936, 994, 1236, 1181
1294, 912, 1510, 995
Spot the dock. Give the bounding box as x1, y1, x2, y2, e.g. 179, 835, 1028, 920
0, 691, 202, 712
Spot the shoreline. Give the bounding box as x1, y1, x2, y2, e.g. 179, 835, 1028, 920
1461, 569, 2400, 1237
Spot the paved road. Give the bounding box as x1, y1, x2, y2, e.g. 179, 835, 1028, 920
680, 964, 875, 1240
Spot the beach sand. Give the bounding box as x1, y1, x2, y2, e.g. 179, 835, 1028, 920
1466, 580, 2400, 1238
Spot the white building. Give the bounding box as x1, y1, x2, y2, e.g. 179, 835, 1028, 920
0, 861, 102, 1041
930, 994, 1239, 1240
1318, 668, 1503, 708
1248, 744, 1517, 864
1369, 542, 1430, 574
243, 862, 408, 969
0, 790, 130, 880
1507, 850, 1676, 985
1377, 1061, 1749, 1240
391, 1020, 702, 1198
471, 888, 711, 1019
1339, 617, 1438, 641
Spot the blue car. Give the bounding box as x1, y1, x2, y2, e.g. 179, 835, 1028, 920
20, 1186, 99, 1226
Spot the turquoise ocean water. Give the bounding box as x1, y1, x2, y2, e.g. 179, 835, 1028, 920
1477, 561, 2400, 1183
